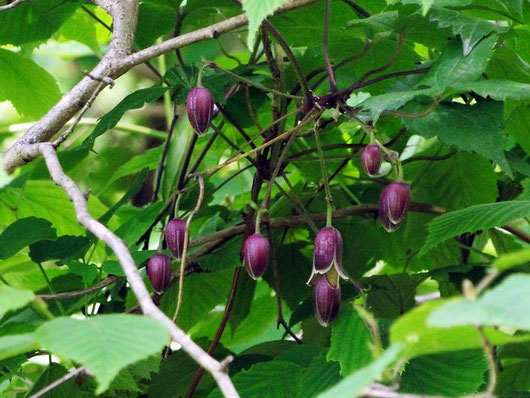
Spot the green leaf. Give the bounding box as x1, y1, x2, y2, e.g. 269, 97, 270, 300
197, 236, 242, 271
2, 180, 111, 237
161, 269, 233, 332
400, 350, 487, 396
27, 363, 79, 398
403, 100, 510, 177
428, 274, 530, 331
0, 333, 38, 361
420, 34, 497, 88
0, 0, 78, 46
421, 201, 530, 255
243, 0, 289, 48
35, 315, 170, 394
57, 7, 100, 53
347, 11, 400, 36
421, 0, 434, 15
300, 351, 341, 398
366, 274, 426, 318
113, 202, 165, 248
318, 344, 403, 398
29, 235, 90, 264
107, 145, 164, 187
451, 80, 530, 101
83, 86, 168, 149
492, 248, 530, 271
229, 272, 257, 336
0, 49, 62, 118
209, 360, 303, 398
0, 285, 35, 319
136, 1, 177, 48
506, 101, 530, 155
360, 87, 436, 123
428, 8, 504, 55
0, 217, 56, 260
327, 305, 374, 375
390, 300, 530, 358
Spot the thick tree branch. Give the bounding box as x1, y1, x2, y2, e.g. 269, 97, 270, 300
0, 0, 31, 11
29, 143, 238, 398
3, 0, 322, 173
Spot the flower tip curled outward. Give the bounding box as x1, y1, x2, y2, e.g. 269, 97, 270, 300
361, 145, 382, 176
147, 253, 172, 294
308, 227, 348, 285
165, 218, 188, 260
243, 234, 270, 279
378, 181, 411, 232
186, 86, 214, 135
314, 275, 341, 327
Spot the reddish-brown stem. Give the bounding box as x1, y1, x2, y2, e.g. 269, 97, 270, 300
323, 0, 338, 92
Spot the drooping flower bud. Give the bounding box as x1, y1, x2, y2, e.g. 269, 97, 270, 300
147, 253, 172, 294
307, 227, 348, 285
243, 234, 270, 279
378, 181, 411, 232
165, 218, 188, 260
187, 87, 214, 135
314, 275, 341, 326
361, 145, 382, 176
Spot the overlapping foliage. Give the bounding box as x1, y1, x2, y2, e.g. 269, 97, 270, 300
1, 0, 530, 397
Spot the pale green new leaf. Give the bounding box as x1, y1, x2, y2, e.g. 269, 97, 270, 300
492, 249, 530, 272
0, 285, 35, 319
390, 300, 530, 359
429, 274, 530, 331
0, 333, 39, 361
243, 0, 288, 48
35, 315, 170, 394
318, 344, 403, 398
420, 201, 530, 255
0, 49, 62, 118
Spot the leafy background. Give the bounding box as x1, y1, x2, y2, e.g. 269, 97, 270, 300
0, 0, 530, 397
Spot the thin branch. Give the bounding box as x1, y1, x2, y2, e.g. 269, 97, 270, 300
4, 0, 323, 173
29, 366, 86, 398
501, 224, 530, 245
477, 327, 498, 396
207, 62, 303, 100
266, 222, 302, 343
323, 0, 338, 92
401, 149, 457, 165
153, 110, 179, 202
38, 276, 120, 301
340, 0, 371, 18
172, 174, 205, 324
190, 201, 446, 248
0, 0, 31, 12
263, 20, 313, 110
361, 383, 443, 398
28, 143, 238, 397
